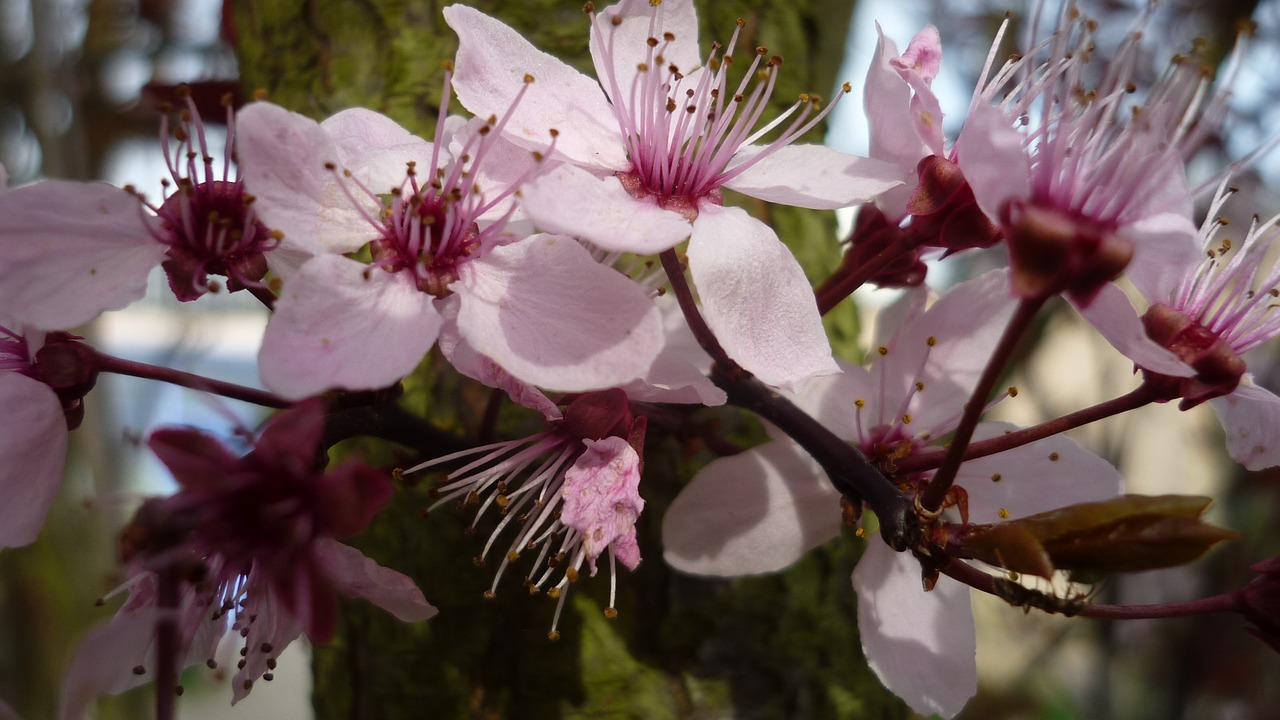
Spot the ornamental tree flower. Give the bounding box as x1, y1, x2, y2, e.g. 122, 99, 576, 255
60, 400, 435, 717
444, 0, 903, 389
662, 270, 1124, 717
237, 95, 664, 400
417, 388, 647, 639
954, 5, 1208, 305
1081, 182, 1280, 469
0, 91, 278, 332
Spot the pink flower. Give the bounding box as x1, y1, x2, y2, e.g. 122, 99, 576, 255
953, 7, 1212, 304
444, 0, 903, 388
59, 401, 435, 715
662, 270, 1123, 717
0, 91, 278, 331
237, 91, 664, 400
416, 389, 646, 639
1080, 183, 1280, 469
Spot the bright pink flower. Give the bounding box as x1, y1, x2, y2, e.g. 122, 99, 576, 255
59, 401, 435, 715
662, 270, 1123, 717
416, 389, 646, 638
444, 0, 903, 389
953, 6, 1213, 304
0, 93, 277, 331
237, 92, 663, 400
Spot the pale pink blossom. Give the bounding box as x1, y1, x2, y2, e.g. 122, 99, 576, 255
416, 389, 646, 638
445, 0, 903, 389
662, 270, 1123, 717
0, 93, 277, 331
953, 6, 1212, 304
1081, 182, 1280, 469
237, 95, 663, 400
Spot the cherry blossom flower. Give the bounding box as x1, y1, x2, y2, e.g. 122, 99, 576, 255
953, 5, 1212, 305
59, 401, 435, 716
662, 270, 1123, 717
444, 0, 903, 388
1080, 182, 1280, 469
237, 85, 663, 400
0, 91, 277, 332
415, 389, 646, 639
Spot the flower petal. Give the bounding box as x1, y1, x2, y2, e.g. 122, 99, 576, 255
236, 102, 379, 259
259, 256, 441, 399
58, 608, 164, 720
1212, 380, 1280, 470
687, 205, 837, 389
444, 4, 627, 170
437, 305, 563, 420
1121, 210, 1203, 305
454, 234, 663, 391
590, 0, 701, 107
0, 181, 164, 330
853, 539, 976, 719
315, 537, 438, 622
0, 373, 66, 548
520, 164, 692, 253
1072, 283, 1195, 377
663, 440, 840, 576
619, 295, 726, 406
724, 144, 904, 210
561, 436, 645, 574
147, 426, 241, 492
956, 422, 1124, 522
954, 103, 1029, 224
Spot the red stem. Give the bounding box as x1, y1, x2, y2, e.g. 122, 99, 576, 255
92, 349, 291, 408
898, 383, 1161, 474
919, 297, 1045, 513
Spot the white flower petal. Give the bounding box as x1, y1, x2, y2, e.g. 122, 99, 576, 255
1073, 283, 1195, 377
1212, 380, 1280, 470
0, 373, 67, 548
724, 144, 903, 210
687, 205, 837, 389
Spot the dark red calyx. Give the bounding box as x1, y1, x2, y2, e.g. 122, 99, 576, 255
1141, 303, 1245, 409
1002, 201, 1133, 305
904, 155, 1002, 255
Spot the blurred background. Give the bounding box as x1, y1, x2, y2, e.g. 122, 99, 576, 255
1, 0, 1279, 718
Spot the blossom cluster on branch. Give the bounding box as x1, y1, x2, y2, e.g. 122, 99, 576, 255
0, 0, 1277, 717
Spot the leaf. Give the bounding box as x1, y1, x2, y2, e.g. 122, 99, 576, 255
960, 495, 1240, 578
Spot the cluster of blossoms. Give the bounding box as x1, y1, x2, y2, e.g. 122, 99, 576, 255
0, 1, 1278, 717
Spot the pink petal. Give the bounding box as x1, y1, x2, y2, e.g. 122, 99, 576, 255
453, 234, 663, 392
0, 181, 164, 330
1212, 380, 1280, 470
236, 102, 379, 259
560, 436, 645, 573
853, 540, 976, 719
895, 25, 943, 84
58, 608, 164, 720
444, 5, 627, 170
955, 422, 1124, 522
686, 205, 837, 389
953, 103, 1029, 224
874, 269, 1017, 433
315, 537, 438, 621
787, 362, 871, 441
662, 440, 840, 576
320, 108, 435, 196
619, 295, 726, 406
231, 580, 305, 704
520, 164, 693, 253
0, 373, 66, 548
863, 24, 926, 218
1072, 283, 1195, 377
1121, 210, 1203, 304
589, 0, 701, 107
724, 144, 904, 210
437, 307, 563, 420
259, 255, 441, 399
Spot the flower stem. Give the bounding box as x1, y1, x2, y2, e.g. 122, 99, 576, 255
814, 234, 916, 315
91, 349, 291, 408
154, 567, 179, 720
659, 248, 917, 550
898, 383, 1162, 473
918, 297, 1045, 514
940, 558, 1243, 619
